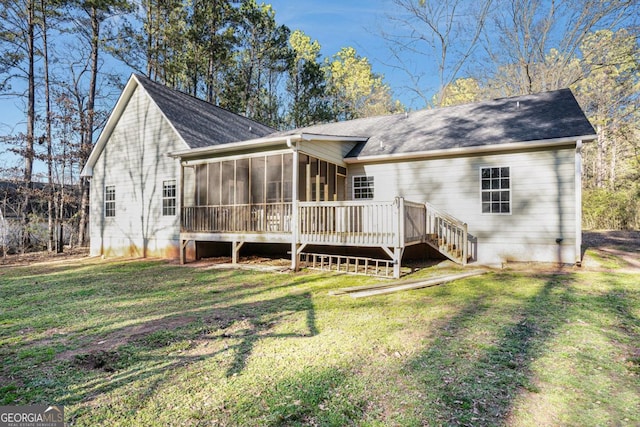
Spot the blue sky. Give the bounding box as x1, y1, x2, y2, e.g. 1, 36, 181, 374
268, 0, 388, 56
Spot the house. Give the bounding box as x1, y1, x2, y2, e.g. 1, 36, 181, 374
82, 74, 596, 277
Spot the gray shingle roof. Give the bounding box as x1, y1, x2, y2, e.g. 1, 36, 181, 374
135, 74, 275, 148
270, 89, 595, 158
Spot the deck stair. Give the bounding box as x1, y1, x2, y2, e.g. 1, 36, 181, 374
425, 203, 470, 265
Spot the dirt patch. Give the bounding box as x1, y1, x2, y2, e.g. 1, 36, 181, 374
57, 315, 197, 363
0, 247, 90, 267
74, 350, 127, 372
582, 230, 640, 272
583, 230, 640, 253
186, 255, 292, 272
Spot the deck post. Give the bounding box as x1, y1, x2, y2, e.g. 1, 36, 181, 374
290, 141, 300, 271
291, 244, 300, 271
394, 197, 405, 278
393, 247, 403, 279
397, 197, 405, 246
180, 239, 190, 264
179, 163, 186, 265
232, 241, 244, 264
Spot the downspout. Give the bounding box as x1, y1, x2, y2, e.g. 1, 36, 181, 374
575, 139, 583, 266
287, 137, 300, 270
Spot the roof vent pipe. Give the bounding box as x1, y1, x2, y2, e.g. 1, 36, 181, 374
516, 101, 520, 109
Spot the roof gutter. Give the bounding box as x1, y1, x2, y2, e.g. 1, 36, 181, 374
168, 134, 303, 158
343, 134, 598, 164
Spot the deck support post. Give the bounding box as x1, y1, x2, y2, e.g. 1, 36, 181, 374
381, 246, 403, 279
393, 247, 403, 279
232, 241, 244, 264
291, 244, 300, 271
291, 243, 307, 271
393, 197, 405, 279
180, 239, 189, 264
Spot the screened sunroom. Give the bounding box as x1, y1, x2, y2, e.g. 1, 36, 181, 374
182, 151, 347, 234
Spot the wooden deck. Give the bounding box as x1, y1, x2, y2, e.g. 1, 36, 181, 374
180, 198, 471, 278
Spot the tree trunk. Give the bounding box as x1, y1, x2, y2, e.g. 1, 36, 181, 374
40, 0, 55, 252
22, 0, 36, 252
78, 5, 100, 247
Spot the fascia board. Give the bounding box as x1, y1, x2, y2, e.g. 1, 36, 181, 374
343, 134, 598, 164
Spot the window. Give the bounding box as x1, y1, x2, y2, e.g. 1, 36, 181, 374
105, 185, 115, 217
353, 175, 374, 200
162, 180, 177, 216
481, 167, 510, 214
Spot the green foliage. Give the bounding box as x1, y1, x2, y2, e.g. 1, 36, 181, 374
437, 77, 483, 107
583, 187, 640, 230
324, 47, 402, 121
286, 30, 331, 128
221, 0, 290, 127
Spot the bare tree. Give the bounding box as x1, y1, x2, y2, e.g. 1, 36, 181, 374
485, 0, 638, 96
381, 0, 493, 107
0, 0, 39, 252
38, 0, 57, 252
72, 0, 131, 246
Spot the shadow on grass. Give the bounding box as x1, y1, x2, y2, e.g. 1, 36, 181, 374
4, 263, 326, 353
0, 261, 327, 410
404, 273, 577, 425
61, 290, 318, 408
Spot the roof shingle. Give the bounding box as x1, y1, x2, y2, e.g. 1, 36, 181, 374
135, 74, 275, 148
270, 89, 595, 158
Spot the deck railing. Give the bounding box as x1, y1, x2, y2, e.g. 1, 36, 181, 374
404, 200, 427, 244
298, 200, 401, 246
182, 198, 426, 248
182, 199, 470, 265
182, 203, 292, 233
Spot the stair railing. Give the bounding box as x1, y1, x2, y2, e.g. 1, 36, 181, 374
425, 202, 469, 265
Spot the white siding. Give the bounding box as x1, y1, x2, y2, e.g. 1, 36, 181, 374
348, 147, 579, 265
89, 85, 187, 258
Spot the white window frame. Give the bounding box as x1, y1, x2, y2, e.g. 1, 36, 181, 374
352, 175, 374, 200
480, 166, 511, 215
162, 180, 177, 216
105, 185, 116, 218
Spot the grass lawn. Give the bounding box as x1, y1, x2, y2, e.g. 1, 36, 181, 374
1, 239, 638, 426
